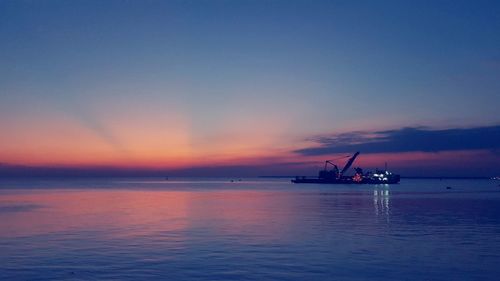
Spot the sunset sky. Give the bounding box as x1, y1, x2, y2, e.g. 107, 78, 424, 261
1, 0, 499, 177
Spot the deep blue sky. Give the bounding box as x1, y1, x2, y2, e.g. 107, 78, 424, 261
0, 0, 499, 176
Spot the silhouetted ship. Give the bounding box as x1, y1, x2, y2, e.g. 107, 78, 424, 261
292, 152, 400, 184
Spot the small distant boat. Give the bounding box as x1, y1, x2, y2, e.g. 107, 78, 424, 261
292, 152, 400, 184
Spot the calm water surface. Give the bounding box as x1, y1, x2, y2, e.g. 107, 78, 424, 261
1, 178, 500, 280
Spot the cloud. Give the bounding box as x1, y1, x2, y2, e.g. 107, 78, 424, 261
295, 125, 500, 156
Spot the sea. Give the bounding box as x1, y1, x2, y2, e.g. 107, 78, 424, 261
1, 178, 499, 280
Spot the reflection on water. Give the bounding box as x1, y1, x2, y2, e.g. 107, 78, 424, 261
373, 187, 390, 220
1, 179, 500, 280
0, 191, 192, 239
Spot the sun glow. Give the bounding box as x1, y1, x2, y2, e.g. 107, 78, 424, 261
0, 101, 304, 169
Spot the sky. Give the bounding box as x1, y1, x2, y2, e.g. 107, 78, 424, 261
1, 0, 499, 177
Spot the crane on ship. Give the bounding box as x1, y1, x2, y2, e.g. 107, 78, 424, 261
339, 151, 360, 178
319, 152, 360, 179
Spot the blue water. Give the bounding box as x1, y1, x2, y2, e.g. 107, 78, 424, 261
1, 178, 500, 280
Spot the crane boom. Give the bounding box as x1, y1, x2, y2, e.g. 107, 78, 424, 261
340, 152, 360, 175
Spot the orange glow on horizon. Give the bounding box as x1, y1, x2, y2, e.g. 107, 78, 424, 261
0, 104, 307, 168
1, 106, 495, 174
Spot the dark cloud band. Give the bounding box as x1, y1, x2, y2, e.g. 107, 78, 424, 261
295, 125, 500, 156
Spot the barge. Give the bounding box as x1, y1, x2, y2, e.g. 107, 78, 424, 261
292, 152, 400, 184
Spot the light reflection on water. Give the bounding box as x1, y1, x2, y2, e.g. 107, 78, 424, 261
373, 187, 390, 220
1, 179, 500, 280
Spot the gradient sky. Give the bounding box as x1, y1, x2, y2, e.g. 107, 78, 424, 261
1, 0, 499, 177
